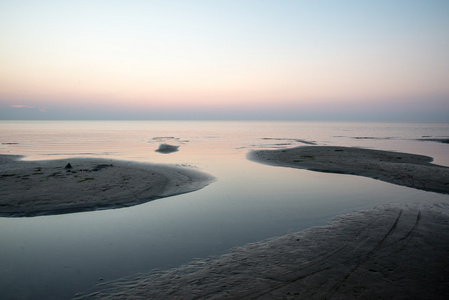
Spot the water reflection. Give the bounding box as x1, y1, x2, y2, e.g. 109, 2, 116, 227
1, 121, 448, 299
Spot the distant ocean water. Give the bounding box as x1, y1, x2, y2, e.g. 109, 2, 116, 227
1, 120, 449, 163
1, 120, 449, 299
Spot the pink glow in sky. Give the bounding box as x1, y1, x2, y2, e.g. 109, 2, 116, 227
1, 1, 448, 121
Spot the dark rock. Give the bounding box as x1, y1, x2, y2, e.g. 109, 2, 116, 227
155, 143, 179, 154
65, 163, 72, 169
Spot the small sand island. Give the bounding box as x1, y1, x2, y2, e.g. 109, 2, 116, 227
249, 146, 449, 194
0, 155, 214, 217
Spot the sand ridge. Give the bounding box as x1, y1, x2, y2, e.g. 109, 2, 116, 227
249, 146, 449, 194
0, 155, 214, 217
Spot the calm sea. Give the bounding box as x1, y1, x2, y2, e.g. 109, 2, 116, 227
1, 120, 449, 299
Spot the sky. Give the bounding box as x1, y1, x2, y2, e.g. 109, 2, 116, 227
1, 0, 448, 121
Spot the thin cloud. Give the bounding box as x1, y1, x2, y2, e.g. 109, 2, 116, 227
11, 105, 34, 108
10, 104, 46, 113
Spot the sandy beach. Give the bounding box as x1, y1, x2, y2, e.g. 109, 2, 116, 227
0, 155, 214, 217
74, 146, 449, 299
249, 146, 449, 194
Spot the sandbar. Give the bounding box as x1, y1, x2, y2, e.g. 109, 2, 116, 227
249, 146, 449, 194
0, 155, 214, 217
76, 203, 449, 299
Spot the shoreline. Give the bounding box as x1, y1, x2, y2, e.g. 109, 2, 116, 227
0, 155, 214, 217
76, 202, 449, 299
248, 146, 449, 194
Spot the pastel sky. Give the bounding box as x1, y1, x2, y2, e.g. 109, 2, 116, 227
1, 0, 448, 121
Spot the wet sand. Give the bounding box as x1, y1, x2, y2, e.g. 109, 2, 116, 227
76, 203, 449, 299
249, 146, 449, 194
0, 155, 214, 217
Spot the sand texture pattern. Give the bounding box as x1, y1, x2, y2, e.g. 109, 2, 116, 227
76, 203, 449, 299
249, 146, 449, 194
0, 155, 214, 217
